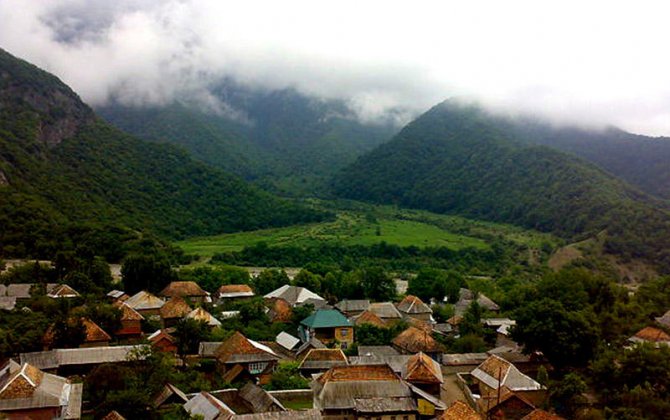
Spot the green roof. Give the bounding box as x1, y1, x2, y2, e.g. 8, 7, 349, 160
300, 309, 351, 329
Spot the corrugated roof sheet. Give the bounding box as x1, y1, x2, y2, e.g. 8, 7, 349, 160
275, 332, 300, 351
353, 396, 416, 413
238, 383, 286, 413
264, 285, 324, 306
349, 355, 411, 373
397, 295, 432, 315
655, 310, 670, 328
184, 391, 235, 420
20, 345, 147, 369
187, 307, 222, 327
357, 346, 400, 357
199, 342, 223, 358
299, 349, 348, 370
0, 297, 16, 311
369, 302, 402, 319
335, 299, 370, 313
472, 355, 542, 392
234, 409, 322, 419
300, 309, 351, 329
125, 291, 165, 311
113, 301, 144, 321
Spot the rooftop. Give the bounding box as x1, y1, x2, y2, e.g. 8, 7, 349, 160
402, 352, 443, 384
215, 332, 279, 364
160, 281, 209, 298
301, 309, 351, 329
630, 326, 670, 343
397, 295, 432, 314
441, 400, 482, 420
125, 291, 165, 311
218, 284, 254, 297
264, 285, 324, 306
392, 326, 445, 354
159, 296, 192, 319
186, 307, 221, 327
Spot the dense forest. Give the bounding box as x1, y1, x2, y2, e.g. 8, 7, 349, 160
98, 81, 397, 196
0, 48, 326, 259
333, 101, 670, 271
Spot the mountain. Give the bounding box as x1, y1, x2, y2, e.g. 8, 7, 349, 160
500, 120, 670, 200
333, 101, 670, 270
0, 48, 325, 257
97, 81, 397, 196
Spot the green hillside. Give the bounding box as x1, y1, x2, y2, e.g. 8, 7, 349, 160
0, 48, 325, 258
97, 82, 397, 196
333, 101, 670, 271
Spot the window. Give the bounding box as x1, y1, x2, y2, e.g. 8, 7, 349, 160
340, 329, 349, 336
248, 362, 268, 374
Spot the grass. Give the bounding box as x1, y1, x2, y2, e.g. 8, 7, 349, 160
176, 201, 560, 259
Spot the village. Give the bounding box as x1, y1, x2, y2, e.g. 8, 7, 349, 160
0, 263, 668, 420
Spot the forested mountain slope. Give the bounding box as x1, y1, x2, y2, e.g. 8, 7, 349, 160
97, 81, 397, 196
0, 48, 324, 257
333, 101, 670, 270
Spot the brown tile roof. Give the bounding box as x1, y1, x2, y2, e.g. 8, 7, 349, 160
317, 364, 399, 384
397, 295, 432, 314
159, 296, 192, 319
392, 326, 445, 354
148, 329, 176, 346
476, 353, 511, 380
267, 298, 292, 323
82, 318, 112, 343
102, 411, 127, 420
447, 315, 463, 326
113, 301, 144, 321
406, 316, 432, 332
218, 284, 254, 294
159, 281, 208, 298
521, 409, 565, 420
0, 363, 44, 399
47, 284, 80, 298
441, 400, 482, 420
215, 332, 278, 363
354, 310, 387, 328
302, 349, 348, 362
632, 326, 670, 342
403, 352, 443, 384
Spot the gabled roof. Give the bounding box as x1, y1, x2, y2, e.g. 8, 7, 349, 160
455, 288, 500, 314
275, 331, 300, 351
335, 299, 370, 313
107, 290, 128, 300
629, 326, 670, 344
472, 355, 542, 392
46, 284, 80, 298
102, 411, 127, 420
0, 362, 82, 418
353, 310, 387, 328
301, 309, 351, 329
441, 400, 482, 420
217, 284, 255, 298
199, 342, 223, 358
402, 352, 443, 384
317, 364, 400, 384
186, 307, 221, 327
159, 296, 192, 319
125, 291, 165, 311
358, 346, 400, 357
296, 337, 326, 357
113, 301, 144, 321
299, 349, 348, 370
215, 332, 279, 364
266, 298, 293, 323
152, 383, 189, 408
349, 354, 411, 374
148, 329, 176, 346
184, 391, 235, 420
82, 318, 112, 342
264, 285, 325, 306
238, 382, 286, 413
397, 295, 432, 314
369, 302, 403, 319
21, 345, 147, 369
160, 281, 209, 298
392, 326, 445, 354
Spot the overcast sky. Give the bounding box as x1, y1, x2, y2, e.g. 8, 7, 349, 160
1, 0, 670, 135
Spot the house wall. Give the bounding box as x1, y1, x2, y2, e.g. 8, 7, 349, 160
1, 407, 61, 420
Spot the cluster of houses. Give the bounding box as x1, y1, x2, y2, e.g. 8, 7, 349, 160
7, 277, 663, 419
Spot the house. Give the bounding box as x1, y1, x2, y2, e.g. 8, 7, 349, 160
152, 383, 189, 410
0, 297, 16, 311
265, 298, 293, 323
275, 331, 301, 352
298, 349, 348, 375
402, 352, 444, 396
187, 307, 222, 327
655, 309, 670, 329
43, 318, 112, 349
441, 400, 482, 420
455, 288, 500, 316
107, 290, 129, 302
102, 411, 126, 420
125, 291, 165, 317
217, 284, 255, 303
392, 326, 445, 361
299, 309, 354, 349
148, 329, 178, 353
357, 346, 400, 357
160, 281, 210, 303
628, 326, 670, 347
159, 296, 192, 327
334, 299, 370, 317
46, 284, 80, 299
442, 353, 490, 375
397, 295, 433, 322
0, 360, 82, 419
484, 390, 536, 420
184, 391, 235, 420
470, 355, 545, 412
352, 310, 387, 328
200, 342, 224, 359
368, 302, 403, 323
5, 283, 36, 300
214, 332, 280, 384
264, 285, 325, 307
295, 337, 327, 359
113, 301, 144, 339
311, 364, 446, 419
20, 345, 147, 376
348, 353, 411, 374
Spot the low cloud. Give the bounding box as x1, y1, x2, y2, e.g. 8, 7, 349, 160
1, 0, 670, 135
